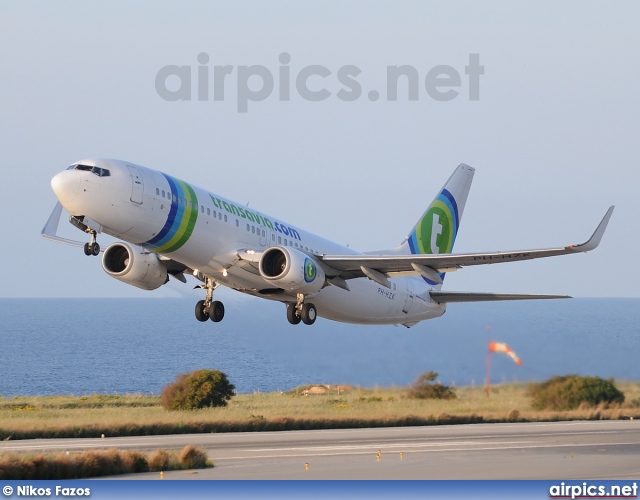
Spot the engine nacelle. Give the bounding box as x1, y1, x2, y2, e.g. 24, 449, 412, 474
259, 246, 325, 294
102, 243, 168, 291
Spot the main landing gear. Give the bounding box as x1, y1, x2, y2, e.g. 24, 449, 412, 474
195, 277, 225, 323
287, 293, 317, 326
83, 231, 100, 256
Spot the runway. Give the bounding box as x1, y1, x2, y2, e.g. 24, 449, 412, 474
2, 421, 639, 479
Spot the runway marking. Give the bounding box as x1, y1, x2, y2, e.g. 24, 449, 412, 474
214, 441, 640, 461
0, 429, 624, 452
247, 440, 534, 452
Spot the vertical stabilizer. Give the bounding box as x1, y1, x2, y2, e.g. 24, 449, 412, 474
400, 163, 475, 287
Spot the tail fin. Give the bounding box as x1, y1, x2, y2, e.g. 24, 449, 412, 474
400, 163, 475, 286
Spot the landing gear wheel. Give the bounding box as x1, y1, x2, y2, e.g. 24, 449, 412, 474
91, 242, 100, 256
209, 301, 225, 322
195, 300, 208, 322
287, 304, 301, 325
83, 242, 92, 256
301, 303, 317, 325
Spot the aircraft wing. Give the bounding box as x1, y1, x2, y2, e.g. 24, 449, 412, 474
41, 201, 87, 248
319, 206, 614, 285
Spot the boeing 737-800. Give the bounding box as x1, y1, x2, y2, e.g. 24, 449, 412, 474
42, 159, 613, 327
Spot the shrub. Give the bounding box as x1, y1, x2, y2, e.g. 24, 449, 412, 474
147, 449, 171, 471
160, 369, 235, 410
529, 375, 625, 411
407, 371, 456, 400
507, 409, 521, 422
0, 447, 212, 479
179, 445, 211, 469
124, 451, 150, 473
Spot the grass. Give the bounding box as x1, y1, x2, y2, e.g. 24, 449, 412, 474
0, 445, 212, 480
1, 382, 639, 440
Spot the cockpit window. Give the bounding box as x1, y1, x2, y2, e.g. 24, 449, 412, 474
71, 164, 110, 177
94, 167, 110, 177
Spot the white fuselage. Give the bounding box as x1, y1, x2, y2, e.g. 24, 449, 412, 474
51, 158, 445, 326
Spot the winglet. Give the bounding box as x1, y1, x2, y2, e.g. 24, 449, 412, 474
570, 206, 614, 252
41, 201, 63, 237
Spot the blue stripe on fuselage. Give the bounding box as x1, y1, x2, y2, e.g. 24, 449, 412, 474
144, 174, 180, 247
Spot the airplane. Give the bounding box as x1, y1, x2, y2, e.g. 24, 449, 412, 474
42, 159, 614, 328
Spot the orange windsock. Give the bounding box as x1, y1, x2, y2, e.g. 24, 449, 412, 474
488, 341, 522, 366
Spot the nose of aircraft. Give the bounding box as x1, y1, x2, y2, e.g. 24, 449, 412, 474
51, 170, 80, 205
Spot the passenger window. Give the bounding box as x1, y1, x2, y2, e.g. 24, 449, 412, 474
162, 190, 166, 198
172, 194, 176, 203
246, 224, 250, 231
251, 226, 255, 234
213, 210, 217, 218
284, 238, 287, 246
207, 208, 210, 215
223, 215, 227, 222
200, 205, 204, 213
278, 236, 282, 244
219, 213, 222, 220
235, 219, 239, 227
156, 188, 160, 196
272, 234, 275, 241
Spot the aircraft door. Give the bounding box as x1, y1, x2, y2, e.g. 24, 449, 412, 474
259, 227, 268, 246
126, 165, 144, 204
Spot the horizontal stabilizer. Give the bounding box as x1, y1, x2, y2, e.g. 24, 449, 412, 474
429, 291, 570, 303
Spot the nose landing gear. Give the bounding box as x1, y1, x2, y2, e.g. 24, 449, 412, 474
195, 277, 225, 324
69, 215, 100, 257
287, 293, 317, 325
83, 232, 100, 256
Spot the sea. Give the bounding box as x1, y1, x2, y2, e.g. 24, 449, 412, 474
0, 297, 638, 396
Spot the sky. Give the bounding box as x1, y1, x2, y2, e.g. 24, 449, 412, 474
1, 1, 638, 299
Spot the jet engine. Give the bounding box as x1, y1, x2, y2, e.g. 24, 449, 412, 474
102, 242, 168, 291
258, 246, 325, 294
